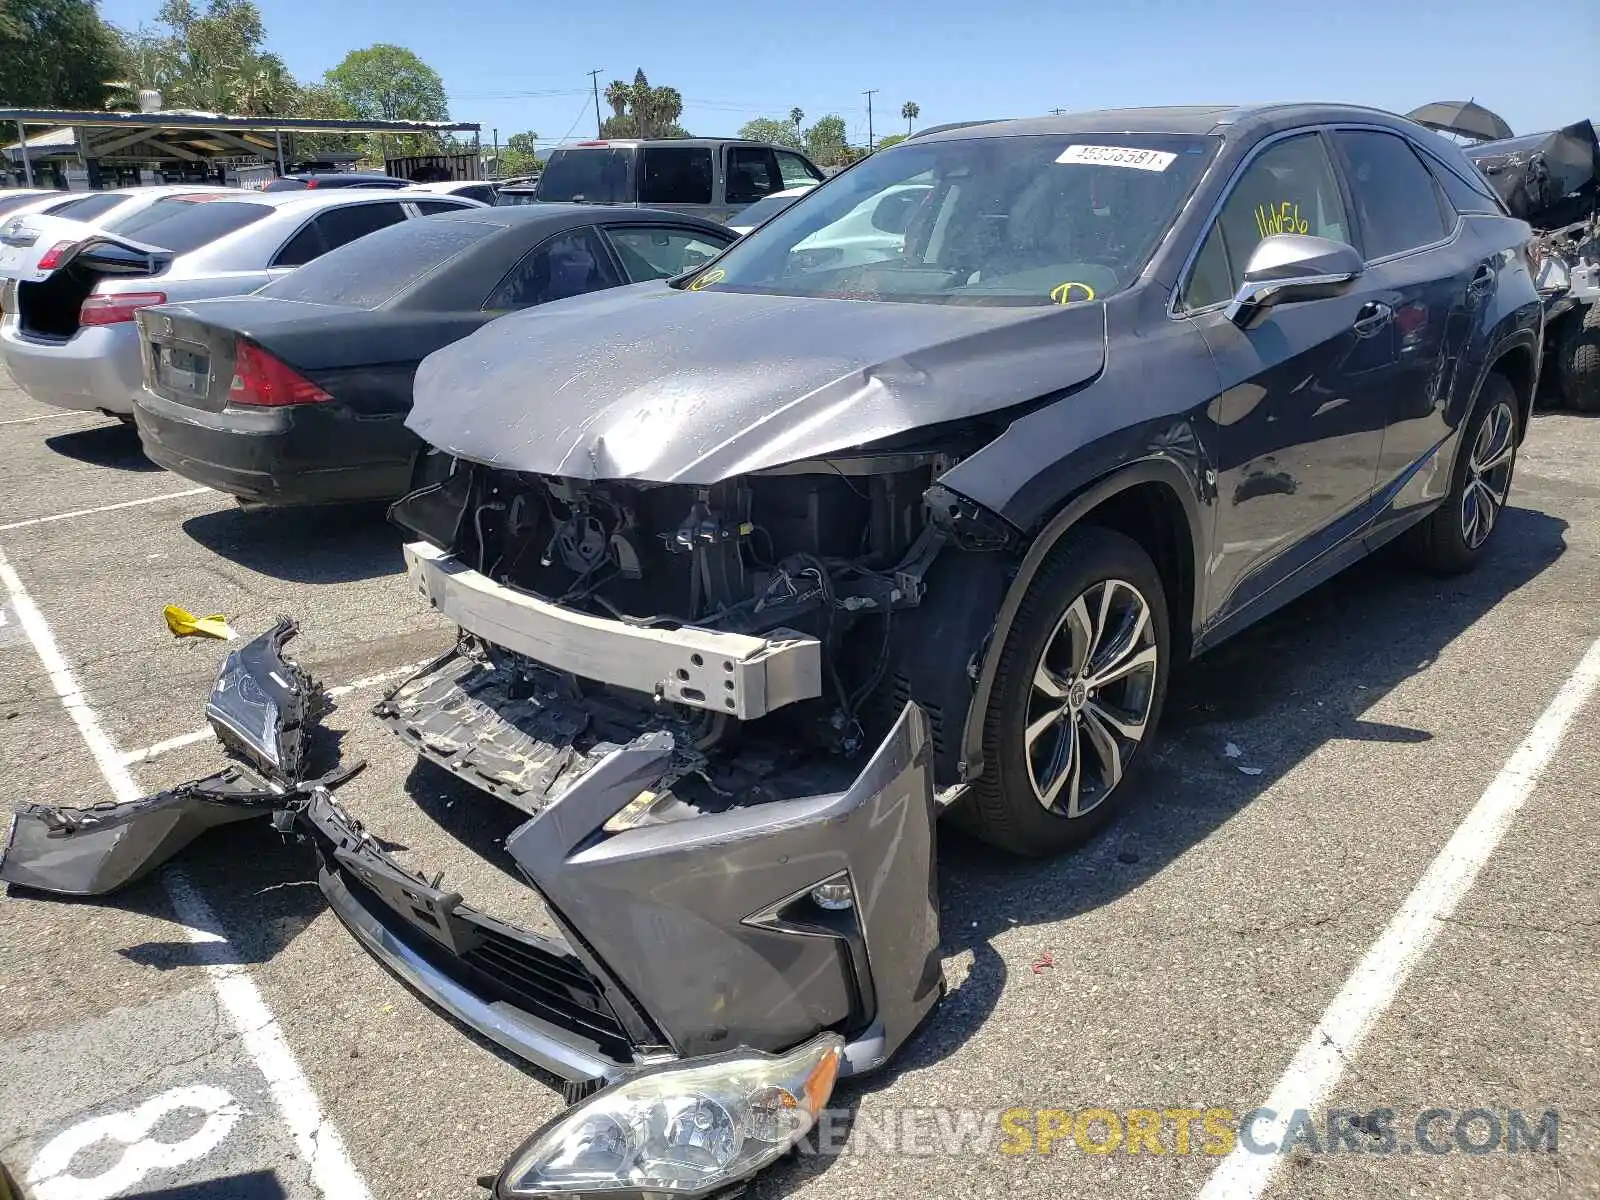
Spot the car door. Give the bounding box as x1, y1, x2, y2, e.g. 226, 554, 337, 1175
723, 146, 785, 221
1329, 128, 1480, 526
636, 146, 716, 220
598, 223, 734, 282
1180, 130, 1398, 626
482, 225, 623, 311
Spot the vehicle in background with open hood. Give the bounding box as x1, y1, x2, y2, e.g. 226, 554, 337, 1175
1466, 118, 1600, 411
131, 205, 732, 505
0, 189, 480, 421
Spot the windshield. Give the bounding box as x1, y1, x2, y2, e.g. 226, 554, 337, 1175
696, 133, 1217, 306
732, 190, 809, 229
534, 148, 634, 203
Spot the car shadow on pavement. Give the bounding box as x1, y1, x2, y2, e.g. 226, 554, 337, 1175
761, 503, 1569, 1194
43, 421, 159, 472
180, 502, 403, 584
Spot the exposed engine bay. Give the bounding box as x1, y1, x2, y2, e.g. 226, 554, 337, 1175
387, 452, 1015, 816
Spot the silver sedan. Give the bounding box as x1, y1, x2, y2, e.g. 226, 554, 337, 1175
0, 189, 484, 418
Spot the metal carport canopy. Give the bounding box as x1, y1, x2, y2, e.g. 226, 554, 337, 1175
3, 108, 481, 185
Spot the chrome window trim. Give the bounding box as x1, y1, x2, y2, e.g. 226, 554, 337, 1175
1169, 121, 1467, 319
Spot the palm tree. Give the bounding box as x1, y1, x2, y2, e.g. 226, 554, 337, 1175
789, 107, 803, 130
901, 100, 920, 135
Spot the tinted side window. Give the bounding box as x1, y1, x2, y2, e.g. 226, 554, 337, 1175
1333, 130, 1450, 259
726, 147, 782, 205
460, 185, 497, 204
776, 151, 824, 188
317, 202, 408, 251
412, 199, 470, 215
1424, 156, 1502, 216
1182, 133, 1350, 310
605, 226, 730, 282
273, 221, 324, 267
484, 226, 620, 309
638, 147, 713, 205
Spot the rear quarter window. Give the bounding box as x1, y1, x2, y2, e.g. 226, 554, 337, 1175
47, 193, 124, 222
109, 200, 274, 254
258, 217, 500, 308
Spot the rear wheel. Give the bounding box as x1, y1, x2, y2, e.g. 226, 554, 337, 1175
1412, 373, 1519, 574
1560, 304, 1600, 413
962, 526, 1169, 856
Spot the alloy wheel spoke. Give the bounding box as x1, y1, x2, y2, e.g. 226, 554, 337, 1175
1038, 719, 1081, 812
1033, 661, 1071, 701
1025, 705, 1067, 751
1088, 593, 1150, 680
1079, 706, 1124, 789
1477, 473, 1508, 507
1475, 440, 1514, 474
1089, 643, 1159, 690
1061, 594, 1095, 674
1085, 697, 1147, 742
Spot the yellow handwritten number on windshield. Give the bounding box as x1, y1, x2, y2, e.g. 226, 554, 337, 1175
687, 268, 726, 292
1051, 281, 1095, 304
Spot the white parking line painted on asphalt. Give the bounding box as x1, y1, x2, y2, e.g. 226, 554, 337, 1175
0, 544, 374, 1200
1195, 634, 1600, 1200
0, 487, 212, 532
118, 658, 434, 765
0, 411, 90, 428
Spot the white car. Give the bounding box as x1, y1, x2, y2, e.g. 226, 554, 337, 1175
0, 189, 481, 419
402, 179, 499, 205
790, 181, 933, 268
2, 184, 237, 229
726, 185, 814, 235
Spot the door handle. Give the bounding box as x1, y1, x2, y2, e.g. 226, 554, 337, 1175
1468, 265, 1495, 296
1351, 301, 1392, 335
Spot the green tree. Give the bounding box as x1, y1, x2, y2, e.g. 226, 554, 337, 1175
736, 117, 801, 151
600, 68, 687, 139
803, 114, 849, 167
900, 100, 919, 134
0, 0, 122, 108
874, 133, 906, 151
497, 129, 540, 177
106, 0, 292, 114
789, 107, 803, 130
324, 43, 450, 158
286, 80, 356, 159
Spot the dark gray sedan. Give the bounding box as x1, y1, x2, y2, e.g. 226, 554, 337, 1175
131, 205, 734, 504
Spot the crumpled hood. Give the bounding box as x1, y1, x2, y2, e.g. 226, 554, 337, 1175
408, 282, 1106, 483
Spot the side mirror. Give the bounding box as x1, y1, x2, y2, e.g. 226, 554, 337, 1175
1226, 233, 1364, 326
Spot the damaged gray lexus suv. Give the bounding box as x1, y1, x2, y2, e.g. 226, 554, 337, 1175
9, 105, 1531, 1199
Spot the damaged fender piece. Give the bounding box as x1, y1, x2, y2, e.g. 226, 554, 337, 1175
1, 619, 353, 896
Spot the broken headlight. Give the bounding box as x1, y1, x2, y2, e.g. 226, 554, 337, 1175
495, 1035, 842, 1197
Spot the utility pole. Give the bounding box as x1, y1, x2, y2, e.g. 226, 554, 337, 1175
863, 89, 878, 152
1050, 107, 1068, 116
588, 69, 604, 138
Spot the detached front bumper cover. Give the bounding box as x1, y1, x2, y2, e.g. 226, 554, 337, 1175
0, 618, 355, 896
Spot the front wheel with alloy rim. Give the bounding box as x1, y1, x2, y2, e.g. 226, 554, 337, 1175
1412, 372, 1520, 575
961, 526, 1170, 857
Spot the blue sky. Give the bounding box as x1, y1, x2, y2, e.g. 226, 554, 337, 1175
95, 0, 1599, 150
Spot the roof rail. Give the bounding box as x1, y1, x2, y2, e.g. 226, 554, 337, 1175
905, 119, 1009, 141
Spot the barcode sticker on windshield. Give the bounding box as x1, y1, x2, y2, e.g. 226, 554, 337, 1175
1056, 145, 1177, 171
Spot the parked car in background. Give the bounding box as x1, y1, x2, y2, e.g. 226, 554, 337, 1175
530, 138, 825, 222
494, 184, 541, 206
263, 172, 409, 191
726, 184, 813, 234
403, 179, 500, 205
0, 190, 481, 420
1467, 118, 1600, 411
131, 205, 735, 505
0, 189, 62, 218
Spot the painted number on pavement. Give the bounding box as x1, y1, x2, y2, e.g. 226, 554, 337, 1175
26, 1084, 243, 1200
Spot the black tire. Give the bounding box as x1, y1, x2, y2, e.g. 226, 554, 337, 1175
1560, 304, 1600, 413
959, 526, 1170, 857
1411, 372, 1520, 574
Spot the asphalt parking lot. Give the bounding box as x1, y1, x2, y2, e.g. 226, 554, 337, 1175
0, 366, 1596, 1200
